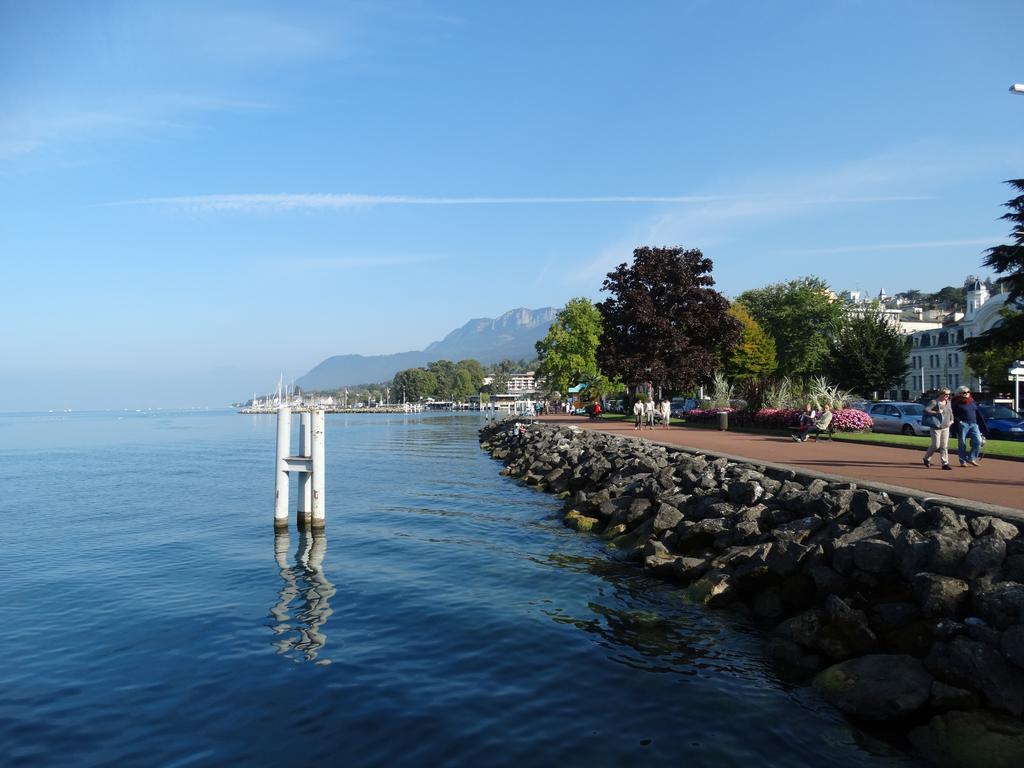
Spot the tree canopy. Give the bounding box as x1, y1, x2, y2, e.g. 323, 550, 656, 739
723, 303, 777, 382
391, 368, 437, 401
827, 309, 910, 397
595, 246, 741, 393
535, 298, 617, 397
737, 276, 846, 378
964, 179, 1024, 353
392, 358, 484, 401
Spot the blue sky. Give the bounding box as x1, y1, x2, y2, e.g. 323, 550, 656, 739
2, 0, 1023, 410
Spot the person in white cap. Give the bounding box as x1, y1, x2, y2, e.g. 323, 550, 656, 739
922, 388, 954, 470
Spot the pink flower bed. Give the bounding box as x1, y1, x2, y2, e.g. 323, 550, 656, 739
682, 407, 872, 432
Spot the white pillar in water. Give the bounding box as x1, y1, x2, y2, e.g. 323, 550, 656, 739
274, 406, 292, 529
297, 411, 312, 529
311, 409, 326, 530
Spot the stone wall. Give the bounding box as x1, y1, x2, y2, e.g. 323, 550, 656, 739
480, 421, 1024, 762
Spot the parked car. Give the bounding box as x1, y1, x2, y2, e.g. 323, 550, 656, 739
847, 399, 872, 413
979, 405, 1024, 441
670, 397, 700, 417
867, 401, 930, 436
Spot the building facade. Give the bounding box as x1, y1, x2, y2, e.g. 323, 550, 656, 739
903, 281, 1012, 398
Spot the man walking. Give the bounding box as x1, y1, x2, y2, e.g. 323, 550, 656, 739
951, 385, 988, 467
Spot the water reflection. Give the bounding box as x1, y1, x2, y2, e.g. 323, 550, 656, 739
539, 551, 731, 672
270, 530, 335, 663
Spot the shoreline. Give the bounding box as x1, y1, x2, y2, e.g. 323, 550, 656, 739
480, 419, 1024, 765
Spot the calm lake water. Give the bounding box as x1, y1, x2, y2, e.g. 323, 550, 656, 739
0, 410, 921, 767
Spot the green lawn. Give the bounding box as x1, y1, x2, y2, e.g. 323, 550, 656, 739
593, 414, 1024, 460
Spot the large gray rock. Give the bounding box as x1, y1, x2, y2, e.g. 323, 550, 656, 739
924, 530, 972, 576
926, 637, 1024, 716
973, 581, 1024, 630
960, 535, 1008, 581
909, 710, 1024, 768
854, 538, 896, 574
970, 516, 1020, 541
651, 502, 683, 535
813, 654, 932, 719
914, 573, 971, 619
1002, 625, 1024, 670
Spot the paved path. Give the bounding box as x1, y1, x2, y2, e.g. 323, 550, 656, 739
534, 415, 1023, 512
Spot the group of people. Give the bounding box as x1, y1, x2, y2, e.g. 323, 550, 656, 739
922, 385, 988, 470
791, 403, 834, 442
632, 398, 672, 430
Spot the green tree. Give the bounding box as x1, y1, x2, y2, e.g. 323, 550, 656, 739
596, 246, 741, 393
427, 360, 457, 398
737, 276, 845, 378
392, 368, 437, 401
535, 298, 608, 397
964, 179, 1024, 354
931, 286, 964, 307
723, 303, 777, 382
455, 359, 485, 391
826, 309, 910, 397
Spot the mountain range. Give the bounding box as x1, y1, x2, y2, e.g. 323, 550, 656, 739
295, 307, 559, 391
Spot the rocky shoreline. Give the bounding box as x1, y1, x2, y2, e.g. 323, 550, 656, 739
480, 420, 1024, 765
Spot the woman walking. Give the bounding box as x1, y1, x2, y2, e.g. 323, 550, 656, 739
923, 388, 954, 470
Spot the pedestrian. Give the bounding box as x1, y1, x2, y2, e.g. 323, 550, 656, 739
633, 398, 644, 430
922, 387, 953, 470
792, 403, 817, 441
661, 398, 672, 428
951, 385, 988, 467
644, 398, 656, 429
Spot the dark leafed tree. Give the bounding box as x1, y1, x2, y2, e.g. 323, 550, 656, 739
827, 309, 910, 397
596, 246, 741, 394
964, 179, 1024, 353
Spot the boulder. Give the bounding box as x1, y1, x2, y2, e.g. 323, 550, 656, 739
564, 509, 600, 532
969, 516, 1020, 541
959, 535, 1008, 581
909, 710, 1024, 768
813, 654, 932, 719
924, 530, 972, 576
764, 637, 823, 679
973, 581, 1024, 630
853, 538, 895, 574
913, 573, 971, 619
651, 503, 683, 535
926, 637, 1024, 716
1002, 625, 1024, 670
930, 681, 981, 711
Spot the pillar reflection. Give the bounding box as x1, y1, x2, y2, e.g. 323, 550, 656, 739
270, 530, 335, 662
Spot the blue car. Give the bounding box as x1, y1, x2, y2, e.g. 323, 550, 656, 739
979, 405, 1024, 441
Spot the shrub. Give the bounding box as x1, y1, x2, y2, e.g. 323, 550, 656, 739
683, 406, 872, 432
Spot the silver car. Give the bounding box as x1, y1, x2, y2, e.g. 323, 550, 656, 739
867, 401, 930, 436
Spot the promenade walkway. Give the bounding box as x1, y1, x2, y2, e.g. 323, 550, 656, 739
535, 415, 1023, 513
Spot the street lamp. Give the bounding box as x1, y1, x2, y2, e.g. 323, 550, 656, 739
1011, 84, 1024, 95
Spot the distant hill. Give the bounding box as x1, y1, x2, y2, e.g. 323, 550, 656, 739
295, 307, 558, 391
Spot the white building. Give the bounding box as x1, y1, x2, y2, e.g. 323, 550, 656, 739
506, 371, 538, 394
903, 280, 1013, 398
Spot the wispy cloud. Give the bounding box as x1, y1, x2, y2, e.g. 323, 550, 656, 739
1, 94, 274, 163
109, 192, 929, 211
